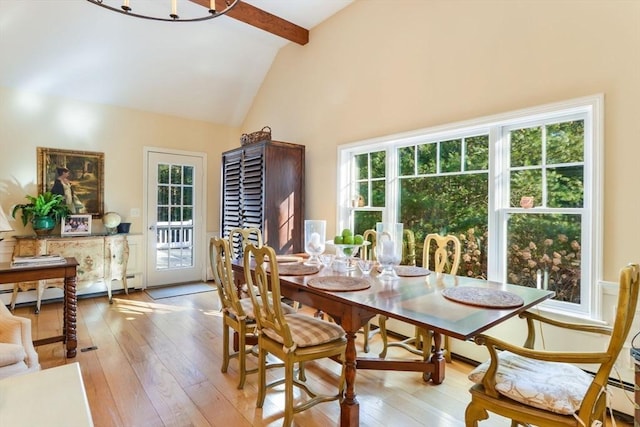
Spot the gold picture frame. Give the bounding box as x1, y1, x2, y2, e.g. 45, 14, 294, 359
37, 147, 104, 218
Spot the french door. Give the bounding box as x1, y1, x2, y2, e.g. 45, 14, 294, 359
145, 149, 206, 287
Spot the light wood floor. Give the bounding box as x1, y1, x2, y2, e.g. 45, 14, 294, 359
13, 287, 633, 427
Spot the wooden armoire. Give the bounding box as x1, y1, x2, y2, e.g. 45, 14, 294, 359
220, 140, 305, 255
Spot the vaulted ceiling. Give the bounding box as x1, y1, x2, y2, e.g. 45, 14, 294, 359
0, 0, 354, 126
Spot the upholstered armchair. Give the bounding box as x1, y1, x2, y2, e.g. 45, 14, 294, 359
0, 302, 40, 379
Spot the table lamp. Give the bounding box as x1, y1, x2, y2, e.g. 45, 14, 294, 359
0, 205, 13, 241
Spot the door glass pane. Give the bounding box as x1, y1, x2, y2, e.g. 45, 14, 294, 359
156, 162, 194, 270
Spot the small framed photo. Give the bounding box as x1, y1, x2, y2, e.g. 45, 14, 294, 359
62, 214, 92, 236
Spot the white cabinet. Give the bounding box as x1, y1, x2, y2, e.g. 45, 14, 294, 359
10, 234, 141, 311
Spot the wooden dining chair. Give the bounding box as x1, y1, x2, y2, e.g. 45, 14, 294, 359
379, 233, 461, 363
465, 263, 640, 427
209, 236, 293, 389
230, 226, 301, 311
228, 227, 263, 261
243, 243, 346, 427
359, 228, 418, 353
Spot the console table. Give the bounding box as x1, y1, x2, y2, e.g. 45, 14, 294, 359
12, 234, 129, 312
0, 257, 78, 358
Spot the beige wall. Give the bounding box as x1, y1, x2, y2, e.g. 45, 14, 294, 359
0, 86, 239, 235
243, 0, 640, 282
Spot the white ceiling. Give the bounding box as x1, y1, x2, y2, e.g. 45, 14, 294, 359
0, 0, 353, 126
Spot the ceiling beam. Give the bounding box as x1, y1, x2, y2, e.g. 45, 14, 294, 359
190, 0, 309, 45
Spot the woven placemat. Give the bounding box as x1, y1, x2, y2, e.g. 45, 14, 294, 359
267, 263, 320, 276
376, 265, 431, 277
442, 286, 524, 309
307, 276, 371, 292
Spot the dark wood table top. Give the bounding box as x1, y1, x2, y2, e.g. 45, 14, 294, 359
254, 263, 555, 340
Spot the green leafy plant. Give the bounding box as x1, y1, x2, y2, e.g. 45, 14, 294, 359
11, 192, 71, 226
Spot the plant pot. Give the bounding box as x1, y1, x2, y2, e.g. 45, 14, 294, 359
117, 223, 131, 234
32, 216, 56, 235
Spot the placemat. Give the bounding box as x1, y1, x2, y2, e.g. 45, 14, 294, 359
274, 255, 304, 263
267, 263, 320, 276
376, 265, 431, 277
441, 286, 524, 309
307, 276, 371, 292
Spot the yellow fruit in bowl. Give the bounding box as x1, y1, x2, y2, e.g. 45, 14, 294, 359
341, 228, 353, 238
334, 235, 344, 244
343, 235, 354, 245
354, 234, 364, 245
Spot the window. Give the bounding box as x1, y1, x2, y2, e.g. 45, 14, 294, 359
338, 95, 602, 316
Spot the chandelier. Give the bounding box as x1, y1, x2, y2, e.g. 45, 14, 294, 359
86, 0, 240, 22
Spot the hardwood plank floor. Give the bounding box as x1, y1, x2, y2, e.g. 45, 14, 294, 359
12, 288, 633, 427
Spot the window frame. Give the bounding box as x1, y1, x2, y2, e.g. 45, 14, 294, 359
337, 94, 603, 318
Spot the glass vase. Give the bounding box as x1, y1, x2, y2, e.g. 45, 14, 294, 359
304, 220, 326, 266
376, 222, 403, 279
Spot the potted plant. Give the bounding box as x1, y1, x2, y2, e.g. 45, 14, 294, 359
11, 192, 71, 235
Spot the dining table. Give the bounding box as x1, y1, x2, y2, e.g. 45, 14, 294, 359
231, 259, 554, 427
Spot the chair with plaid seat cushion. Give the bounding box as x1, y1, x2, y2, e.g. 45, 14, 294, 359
209, 236, 293, 389
244, 243, 346, 427
465, 263, 640, 427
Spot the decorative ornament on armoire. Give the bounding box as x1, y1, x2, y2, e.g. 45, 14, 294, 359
240, 126, 272, 146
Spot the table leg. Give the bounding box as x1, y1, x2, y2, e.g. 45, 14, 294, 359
430, 332, 445, 384
340, 329, 359, 427
64, 273, 78, 358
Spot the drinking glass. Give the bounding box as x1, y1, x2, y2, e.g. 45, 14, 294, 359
357, 259, 374, 275
304, 220, 326, 266
376, 222, 403, 279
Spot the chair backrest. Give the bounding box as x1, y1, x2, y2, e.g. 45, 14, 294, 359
243, 244, 295, 350
361, 229, 377, 261
228, 227, 263, 260
422, 233, 461, 275
209, 236, 248, 319
361, 228, 416, 266
581, 263, 640, 415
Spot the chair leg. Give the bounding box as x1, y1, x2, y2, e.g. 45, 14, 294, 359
221, 321, 230, 374
237, 324, 247, 389
36, 282, 44, 314
256, 347, 267, 408
363, 322, 371, 353
378, 315, 389, 358
283, 358, 295, 427
10, 284, 19, 311
464, 400, 489, 427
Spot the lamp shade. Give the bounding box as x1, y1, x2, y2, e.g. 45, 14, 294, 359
0, 206, 13, 233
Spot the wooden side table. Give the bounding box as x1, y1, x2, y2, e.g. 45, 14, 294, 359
0, 257, 79, 357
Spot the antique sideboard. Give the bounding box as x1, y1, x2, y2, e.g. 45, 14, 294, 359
8, 234, 139, 311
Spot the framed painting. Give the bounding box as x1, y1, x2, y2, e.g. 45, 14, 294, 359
61, 214, 92, 236
37, 147, 104, 218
